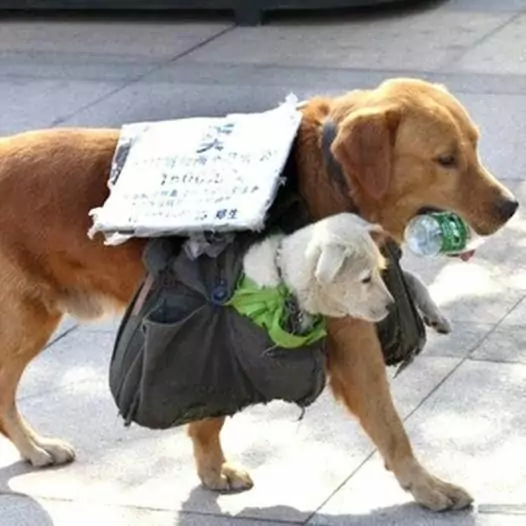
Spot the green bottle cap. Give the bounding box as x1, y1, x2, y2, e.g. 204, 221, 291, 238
431, 212, 469, 254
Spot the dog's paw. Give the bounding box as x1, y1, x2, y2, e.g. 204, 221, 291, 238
25, 437, 76, 468
410, 474, 473, 511
399, 462, 473, 511
423, 313, 452, 335
200, 462, 254, 493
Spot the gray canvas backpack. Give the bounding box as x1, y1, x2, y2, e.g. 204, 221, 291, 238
109, 171, 426, 430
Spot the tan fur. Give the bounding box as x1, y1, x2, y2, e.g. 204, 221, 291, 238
0, 78, 517, 509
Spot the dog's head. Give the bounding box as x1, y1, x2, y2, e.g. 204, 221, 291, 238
324, 78, 518, 241
304, 213, 394, 322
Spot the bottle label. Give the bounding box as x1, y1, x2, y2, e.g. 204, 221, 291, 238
432, 212, 469, 253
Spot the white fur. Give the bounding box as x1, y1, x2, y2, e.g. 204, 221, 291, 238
243, 213, 392, 323
243, 212, 450, 331
242, 234, 283, 288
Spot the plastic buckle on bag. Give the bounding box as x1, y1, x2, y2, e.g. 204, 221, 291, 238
211, 279, 229, 305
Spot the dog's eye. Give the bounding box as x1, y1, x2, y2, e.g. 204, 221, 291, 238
361, 276, 372, 284
436, 153, 457, 168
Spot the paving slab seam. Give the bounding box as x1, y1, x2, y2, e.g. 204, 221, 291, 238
439, 10, 525, 72
6, 64, 526, 90
49, 24, 235, 127
14, 324, 81, 404
449, 323, 505, 361
301, 457, 377, 524
460, 292, 526, 361
0, 489, 41, 499
382, 293, 526, 418
302, 293, 526, 524
0, 492, 304, 524
149, 62, 520, 80
478, 504, 526, 515
17, 325, 99, 404
176, 510, 303, 525
146, 64, 526, 96
467, 356, 526, 366
43, 324, 79, 350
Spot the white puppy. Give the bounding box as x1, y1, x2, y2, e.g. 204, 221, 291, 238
243, 213, 393, 324
243, 212, 450, 332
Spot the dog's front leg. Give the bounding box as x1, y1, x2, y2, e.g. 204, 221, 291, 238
187, 417, 253, 492
326, 317, 473, 511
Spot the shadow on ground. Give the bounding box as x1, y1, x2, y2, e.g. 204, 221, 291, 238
178, 487, 478, 525
0, 492, 54, 526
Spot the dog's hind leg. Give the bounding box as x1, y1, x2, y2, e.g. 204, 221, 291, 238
188, 417, 253, 492
403, 270, 451, 334
327, 317, 473, 511
0, 295, 75, 467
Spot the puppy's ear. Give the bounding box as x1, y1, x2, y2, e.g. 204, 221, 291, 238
315, 244, 346, 284
367, 223, 392, 248
331, 106, 400, 200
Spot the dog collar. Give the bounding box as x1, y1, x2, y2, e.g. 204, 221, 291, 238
322, 119, 360, 214
274, 240, 312, 338
274, 238, 286, 284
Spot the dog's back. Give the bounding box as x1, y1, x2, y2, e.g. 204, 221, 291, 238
0, 129, 145, 321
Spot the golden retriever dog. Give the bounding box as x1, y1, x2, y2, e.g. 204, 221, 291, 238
0, 78, 518, 512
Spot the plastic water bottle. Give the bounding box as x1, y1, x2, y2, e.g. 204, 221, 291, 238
404, 212, 478, 257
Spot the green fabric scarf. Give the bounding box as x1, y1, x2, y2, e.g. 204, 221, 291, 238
226, 275, 326, 349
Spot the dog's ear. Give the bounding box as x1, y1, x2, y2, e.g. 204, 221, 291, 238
331, 106, 400, 200
314, 243, 346, 284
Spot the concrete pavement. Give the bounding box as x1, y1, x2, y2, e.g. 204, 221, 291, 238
1, 1, 526, 524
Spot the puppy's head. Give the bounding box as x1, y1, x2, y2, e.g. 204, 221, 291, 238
305, 213, 394, 322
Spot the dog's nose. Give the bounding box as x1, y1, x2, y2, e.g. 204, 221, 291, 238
496, 197, 519, 222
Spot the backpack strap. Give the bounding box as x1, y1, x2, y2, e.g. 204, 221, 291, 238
142, 237, 179, 276
130, 237, 183, 316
